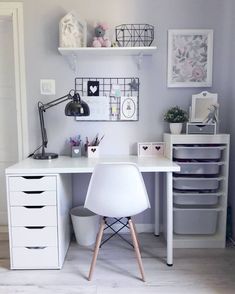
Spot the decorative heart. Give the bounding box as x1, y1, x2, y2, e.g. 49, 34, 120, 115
74, 149, 80, 154
90, 86, 97, 94
155, 146, 161, 151
91, 148, 96, 153
142, 146, 148, 150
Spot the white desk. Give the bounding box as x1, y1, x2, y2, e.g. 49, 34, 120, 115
5, 155, 179, 269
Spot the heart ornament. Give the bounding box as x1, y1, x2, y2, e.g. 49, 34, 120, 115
90, 86, 97, 94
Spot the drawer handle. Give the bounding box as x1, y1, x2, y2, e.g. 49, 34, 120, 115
24, 206, 45, 209
25, 246, 46, 250
25, 226, 45, 229
23, 191, 44, 194
22, 176, 44, 180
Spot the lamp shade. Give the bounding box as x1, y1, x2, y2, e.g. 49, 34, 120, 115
65, 92, 90, 116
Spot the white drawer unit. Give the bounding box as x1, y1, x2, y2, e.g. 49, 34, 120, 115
164, 134, 230, 248
10, 206, 57, 227
9, 191, 57, 206
11, 226, 58, 247
8, 176, 56, 191
6, 173, 72, 269
12, 246, 59, 269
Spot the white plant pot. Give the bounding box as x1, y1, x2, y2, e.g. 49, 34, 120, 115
169, 123, 183, 134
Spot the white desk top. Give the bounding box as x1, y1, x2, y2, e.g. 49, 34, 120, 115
5, 155, 180, 175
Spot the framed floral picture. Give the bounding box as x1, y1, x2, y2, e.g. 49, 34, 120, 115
167, 29, 213, 87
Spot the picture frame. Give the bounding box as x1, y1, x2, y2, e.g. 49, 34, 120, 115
167, 29, 213, 88
191, 91, 218, 122
120, 96, 138, 121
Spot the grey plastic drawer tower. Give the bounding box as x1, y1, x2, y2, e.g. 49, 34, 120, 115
164, 134, 230, 248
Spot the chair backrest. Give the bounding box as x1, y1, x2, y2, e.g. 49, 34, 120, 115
84, 162, 150, 218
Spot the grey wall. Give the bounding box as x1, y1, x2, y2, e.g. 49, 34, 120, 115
226, 0, 235, 239
8, 0, 234, 226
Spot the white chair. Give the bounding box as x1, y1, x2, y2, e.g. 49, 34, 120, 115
84, 162, 150, 281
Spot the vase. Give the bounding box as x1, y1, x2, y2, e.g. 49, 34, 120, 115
169, 123, 183, 134
87, 146, 99, 158
71, 146, 82, 157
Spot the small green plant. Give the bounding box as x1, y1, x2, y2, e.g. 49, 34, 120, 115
164, 106, 188, 123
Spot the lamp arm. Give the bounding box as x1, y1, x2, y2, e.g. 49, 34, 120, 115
33, 89, 88, 159
41, 90, 75, 111
37, 90, 75, 155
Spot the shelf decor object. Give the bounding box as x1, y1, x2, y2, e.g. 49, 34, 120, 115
74, 77, 139, 121
59, 11, 87, 48
33, 90, 90, 160
167, 29, 213, 87
115, 24, 154, 47
138, 142, 164, 157
190, 91, 218, 123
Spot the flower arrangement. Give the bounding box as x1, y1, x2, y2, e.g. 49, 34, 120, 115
164, 106, 188, 123
68, 135, 82, 146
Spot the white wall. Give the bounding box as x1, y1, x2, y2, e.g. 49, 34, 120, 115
7, 0, 233, 225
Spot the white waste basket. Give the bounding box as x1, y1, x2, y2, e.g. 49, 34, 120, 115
70, 206, 100, 246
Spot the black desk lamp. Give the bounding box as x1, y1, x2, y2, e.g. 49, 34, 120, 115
33, 89, 90, 160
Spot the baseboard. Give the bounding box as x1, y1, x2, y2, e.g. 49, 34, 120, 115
0, 225, 8, 240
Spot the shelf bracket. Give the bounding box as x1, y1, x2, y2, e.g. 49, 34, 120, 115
135, 52, 143, 70
64, 54, 78, 74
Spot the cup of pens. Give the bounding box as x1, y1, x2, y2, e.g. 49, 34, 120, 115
69, 135, 82, 158
85, 134, 104, 158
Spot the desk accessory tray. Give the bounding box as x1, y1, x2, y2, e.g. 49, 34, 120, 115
186, 122, 216, 134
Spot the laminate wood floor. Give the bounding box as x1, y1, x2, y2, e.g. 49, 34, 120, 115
0, 234, 235, 294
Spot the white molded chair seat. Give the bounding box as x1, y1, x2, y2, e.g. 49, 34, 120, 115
84, 162, 151, 281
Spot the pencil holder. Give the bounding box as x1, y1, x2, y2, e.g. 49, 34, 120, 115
87, 146, 99, 158
71, 146, 82, 157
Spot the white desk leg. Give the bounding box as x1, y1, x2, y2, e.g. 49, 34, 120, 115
166, 172, 173, 266
154, 172, 160, 236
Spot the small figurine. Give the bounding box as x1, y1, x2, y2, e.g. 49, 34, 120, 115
59, 12, 83, 47
204, 103, 219, 123
92, 23, 111, 47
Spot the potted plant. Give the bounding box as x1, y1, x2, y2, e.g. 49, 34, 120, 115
164, 106, 188, 134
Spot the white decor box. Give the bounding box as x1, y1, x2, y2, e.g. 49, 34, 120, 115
138, 142, 164, 157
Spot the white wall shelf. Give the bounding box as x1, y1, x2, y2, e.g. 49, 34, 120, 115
58, 46, 157, 71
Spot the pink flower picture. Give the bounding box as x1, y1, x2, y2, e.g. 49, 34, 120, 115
168, 30, 213, 87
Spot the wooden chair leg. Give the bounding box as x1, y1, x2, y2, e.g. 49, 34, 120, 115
128, 218, 146, 282
132, 221, 141, 251
88, 218, 105, 281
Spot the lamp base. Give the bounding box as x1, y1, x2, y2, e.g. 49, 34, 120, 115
33, 152, 58, 160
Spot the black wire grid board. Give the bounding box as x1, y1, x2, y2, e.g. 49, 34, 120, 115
74, 77, 139, 121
